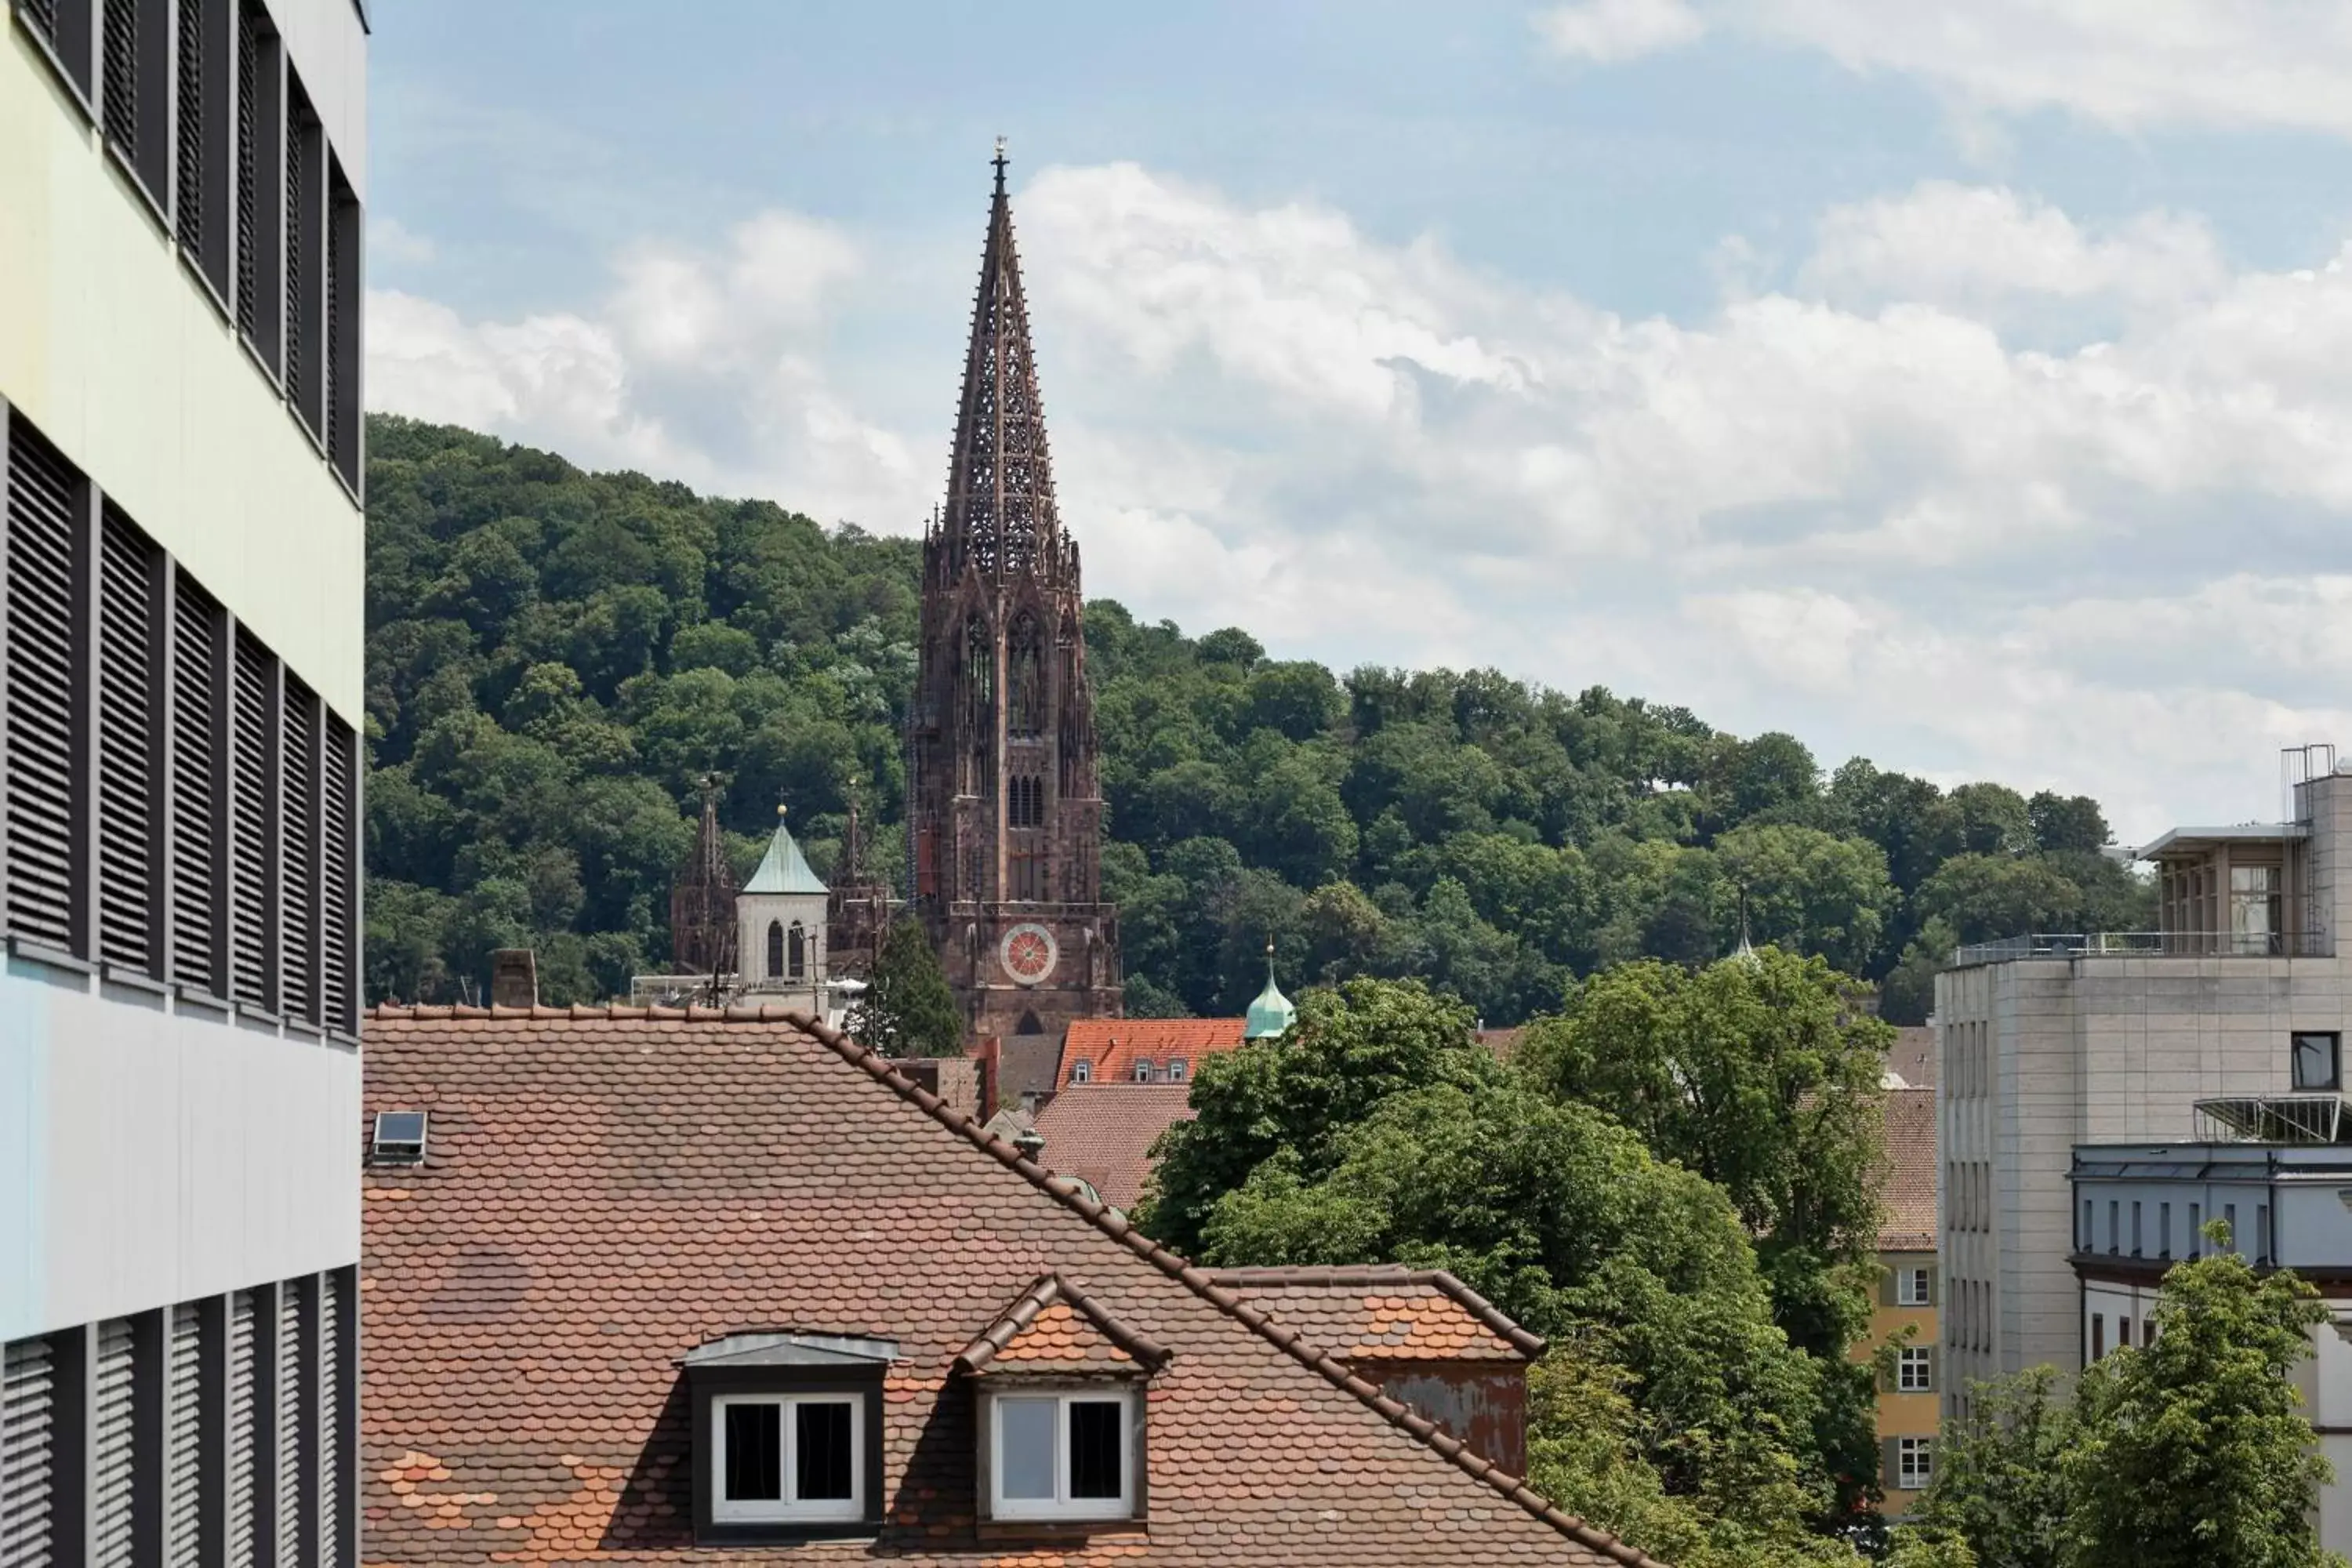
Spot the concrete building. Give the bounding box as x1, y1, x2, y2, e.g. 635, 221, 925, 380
1937, 749, 2352, 1416
2071, 1140, 2352, 1550
0, 2, 368, 1562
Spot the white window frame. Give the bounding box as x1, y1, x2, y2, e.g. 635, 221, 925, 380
1167, 1058, 1187, 1082
987, 1387, 1138, 1522
1898, 1436, 1933, 1490
710, 1392, 865, 1523
1896, 1267, 1930, 1307
1898, 1348, 1932, 1392
1131, 1060, 1154, 1083
1071, 1059, 1091, 1084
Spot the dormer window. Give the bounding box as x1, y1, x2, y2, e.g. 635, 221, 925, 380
1131, 1060, 1153, 1083
684, 1332, 893, 1543
1071, 1059, 1091, 1083
1166, 1058, 1187, 1082
989, 1388, 1137, 1521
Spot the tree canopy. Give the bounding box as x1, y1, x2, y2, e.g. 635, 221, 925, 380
362, 418, 2150, 1014
848, 917, 962, 1057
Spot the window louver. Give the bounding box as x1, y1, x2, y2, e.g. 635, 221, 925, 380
229, 632, 270, 1011
97, 508, 158, 977
280, 682, 316, 1025
226, 1293, 256, 1568
274, 1285, 303, 1568
5, 416, 82, 955
318, 1274, 343, 1566
285, 80, 314, 427
93, 1318, 136, 1568
101, 0, 138, 151
325, 180, 343, 461
168, 1304, 203, 1568
1, 1338, 54, 1568
176, 0, 204, 255
234, 4, 258, 338
172, 579, 220, 993
322, 717, 355, 1033
19, 0, 57, 49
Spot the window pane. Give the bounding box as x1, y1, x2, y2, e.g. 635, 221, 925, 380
795, 1400, 855, 1502
999, 1399, 1056, 1500
724, 1404, 781, 1501
1069, 1400, 1124, 1500
2294, 1033, 2339, 1091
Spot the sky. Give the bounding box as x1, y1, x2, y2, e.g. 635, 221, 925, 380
365, 1, 2352, 843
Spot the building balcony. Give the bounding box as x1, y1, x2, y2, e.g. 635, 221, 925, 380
1948, 929, 2333, 967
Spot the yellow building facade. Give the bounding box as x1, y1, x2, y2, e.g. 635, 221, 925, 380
1867, 1086, 1940, 1516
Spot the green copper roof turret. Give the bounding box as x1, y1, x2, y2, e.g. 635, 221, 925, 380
1243, 939, 1295, 1040
744, 804, 829, 895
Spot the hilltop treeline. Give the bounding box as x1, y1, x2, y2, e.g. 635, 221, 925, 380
362, 416, 2149, 1013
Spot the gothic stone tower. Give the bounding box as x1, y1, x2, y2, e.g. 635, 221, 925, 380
910, 147, 1123, 1040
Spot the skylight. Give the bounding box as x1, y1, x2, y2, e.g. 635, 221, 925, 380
372, 1110, 429, 1163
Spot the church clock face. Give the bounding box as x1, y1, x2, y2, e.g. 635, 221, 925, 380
1000, 923, 1058, 987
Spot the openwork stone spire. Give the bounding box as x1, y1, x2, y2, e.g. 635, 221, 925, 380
669, 774, 739, 975
932, 138, 1071, 588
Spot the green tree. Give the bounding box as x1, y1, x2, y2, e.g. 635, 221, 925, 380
2062, 1238, 2336, 1568
1910, 1367, 2075, 1568
849, 917, 963, 1057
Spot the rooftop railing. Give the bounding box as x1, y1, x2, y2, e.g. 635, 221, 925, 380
1949, 929, 2333, 967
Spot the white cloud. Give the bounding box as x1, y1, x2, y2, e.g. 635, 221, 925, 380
366, 211, 920, 529
1534, 0, 1707, 63
372, 167, 2352, 835
1535, 1, 2352, 140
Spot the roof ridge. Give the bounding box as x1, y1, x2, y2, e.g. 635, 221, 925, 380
771, 1008, 1660, 1567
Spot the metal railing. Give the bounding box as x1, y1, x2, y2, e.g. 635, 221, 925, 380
1950, 929, 2333, 967
2194, 1094, 2349, 1145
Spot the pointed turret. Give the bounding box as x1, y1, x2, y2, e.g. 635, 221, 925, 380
930, 137, 1069, 588
668, 774, 739, 975
1244, 939, 1296, 1040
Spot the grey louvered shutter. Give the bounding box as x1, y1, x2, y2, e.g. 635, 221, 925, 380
96, 507, 159, 977
19, 0, 58, 49
1878, 1264, 1897, 1307
176, 0, 205, 255
228, 631, 271, 1011
318, 1273, 343, 1566
1881, 1437, 1900, 1493
5, 413, 82, 955
167, 1304, 203, 1567
1, 1337, 55, 1568
274, 1285, 301, 1568
279, 681, 317, 1025
321, 716, 356, 1033
171, 576, 222, 993
101, 0, 139, 153
227, 1293, 256, 1568
93, 1318, 136, 1567
1924, 1265, 1938, 1307
234, 2, 260, 337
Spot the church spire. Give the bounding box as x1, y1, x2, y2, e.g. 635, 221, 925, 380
935, 140, 1065, 586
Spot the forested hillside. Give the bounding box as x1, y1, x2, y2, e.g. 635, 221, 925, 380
362, 415, 2151, 1014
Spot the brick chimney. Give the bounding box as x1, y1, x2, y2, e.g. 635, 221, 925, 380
490, 949, 538, 1009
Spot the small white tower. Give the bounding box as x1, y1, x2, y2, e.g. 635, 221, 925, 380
736, 804, 831, 1013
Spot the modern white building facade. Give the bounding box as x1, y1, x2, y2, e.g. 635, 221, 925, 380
1937, 753, 2352, 1417
0, 0, 367, 1561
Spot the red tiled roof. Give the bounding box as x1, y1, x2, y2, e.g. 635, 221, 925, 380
1879, 1087, 1938, 1252
361, 1002, 1659, 1566
1058, 1017, 1247, 1086
1029, 1083, 1196, 1210
1209, 1268, 1544, 1363
956, 1274, 1171, 1374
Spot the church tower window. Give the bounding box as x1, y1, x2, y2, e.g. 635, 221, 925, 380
788, 921, 807, 980
767, 920, 785, 980
1008, 613, 1044, 737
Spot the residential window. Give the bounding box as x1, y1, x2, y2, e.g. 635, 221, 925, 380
2118, 1317, 2132, 1348
2081, 1199, 2093, 1251
1897, 1437, 1933, 1491
1070, 1059, 1091, 1084
2131, 1201, 2142, 1258
1896, 1268, 1930, 1307
2258, 1203, 2270, 1265
989, 1389, 1137, 1522
2293, 1032, 2341, 1092
2159, 1201, 2172, 1260
711, 1395, 863, 1524
2108, 1200, 2119, 1255
1131, 1060, 1154, 1083
2092, 1313, 2105, 1360
2226, 1203, 2238, 1252
2190, 1203, 2202, 1260
1167, 1058, 1187, 1083
1898, 1348, 1933, 1392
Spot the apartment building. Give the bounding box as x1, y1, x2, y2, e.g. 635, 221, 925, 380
1868, 1086, 1939, 1516
1937, 750, 2352, 1415
0, 2, 367, 1563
